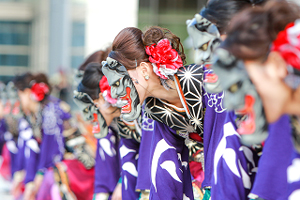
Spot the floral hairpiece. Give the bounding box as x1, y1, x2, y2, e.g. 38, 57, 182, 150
31, 82, 50, 101
272, 19, 300, 71
145, 39, 183, 79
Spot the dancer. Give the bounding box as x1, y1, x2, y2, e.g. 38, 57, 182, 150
74, 62, 122, 200
101, 25, 230, 199
214, 1, 300, 199
14, 73, 73, 200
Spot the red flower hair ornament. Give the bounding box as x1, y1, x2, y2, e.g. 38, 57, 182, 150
272, 19, 300, 71
145, 39, 183, 79
31, 82, 50, 102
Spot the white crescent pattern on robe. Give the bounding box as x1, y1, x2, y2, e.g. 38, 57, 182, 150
124, 175, 128, 190
19, 118, 29, 130
239, 146, 256, 168
20, 128, 33, 140
99, 138, 115, 157
119, 144, 136, 159
6, 141, 18, 154
238, 160, 251, 189
183, 193, 190, 200
99, 148, 105, 161
214, 122, 240, 184
222, 148, 240, 178
151, 139, 176, 192
287, 158, 300, 183
27, 139, 40, 153
122, 162, 138, 177
289, 189, 300, 200
160, 160, 182, 183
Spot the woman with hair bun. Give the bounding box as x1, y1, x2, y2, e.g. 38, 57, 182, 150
74, 48, 124, 200
74, 49, 151, 200
213, 1, 300, 199
101, 25, 238, 199
13, 72, 73, 200
185, 0, 270, 199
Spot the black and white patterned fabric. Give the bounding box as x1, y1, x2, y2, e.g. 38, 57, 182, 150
175, 64, 205, 136
291, 116, 300, 154
145, 64, 205, 155
116, 116, 142, 143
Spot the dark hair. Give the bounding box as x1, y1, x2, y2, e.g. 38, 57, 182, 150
13, 72, 34, 91
222, 0, 300, 60
78, 62, 103, 100
14, 72, 52, 102
78, 47, 111, 71
32, 73, 52, 93
109, 26, 186, 70
200, 0, 267, 34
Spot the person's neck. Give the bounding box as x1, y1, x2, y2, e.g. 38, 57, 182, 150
30, 100, 40, 115
148, 79, 183, 108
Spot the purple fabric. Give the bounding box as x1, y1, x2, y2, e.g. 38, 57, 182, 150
2, 120, 19, 176
287, 151, 300, 200
38, 100, 68, 173
119, 137, 140, 200
18, 118, 40, 184
202, 68, 227, 188
36, 169, 55, 200
149, 121, 194, 200
211, 111, 258, 200
24, 145, 39, 183
15, 118, 28, 172
136, 108, 154, 191
250, 115, 293, 200
0, 119, 6, 154
94, 127, 121, 194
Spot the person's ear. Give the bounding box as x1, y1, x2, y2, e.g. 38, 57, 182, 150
265, 51, 287, 79
97, 93, 105, 104
139, 62, 152, 78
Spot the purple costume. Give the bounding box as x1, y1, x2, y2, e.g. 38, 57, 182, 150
15, 118, 36, 173
286, 116, 300, 200
287, 151, 300, 200
149, 120, 194, 199
38, 100, 71, 172
2, 121, 19, 176
15, 117, 41, 184
119, 137, 140, 200
249, 115, 294, 200
212, 111, 258, 199
94, 127, 121, 195
0, 119, 5, 155
136, 107, 154, 191
201, 68, 227, 189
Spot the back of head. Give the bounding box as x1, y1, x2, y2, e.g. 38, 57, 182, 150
78, 46, 112, 71
32, 73, 52, 92
109, 26, 186, 70
200, 0, 268, 34
13, 72, 33, 91
223, 0, 300, 60
78, 62, 103, 100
